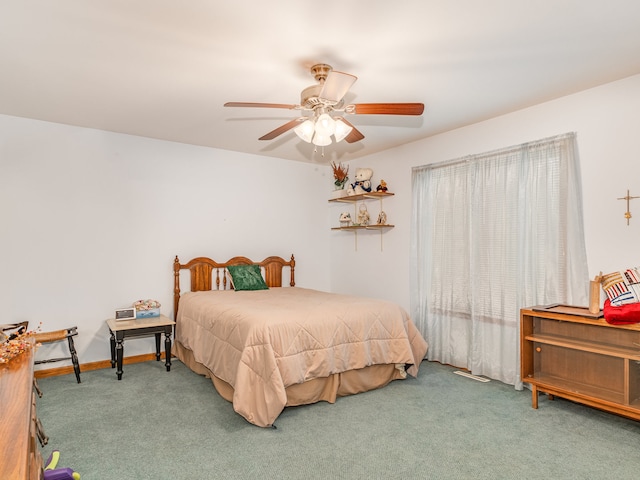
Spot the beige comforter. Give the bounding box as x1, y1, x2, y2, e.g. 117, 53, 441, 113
176, 287, 428, 426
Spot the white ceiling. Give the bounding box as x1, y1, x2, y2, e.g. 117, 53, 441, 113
2, 1, 640, 164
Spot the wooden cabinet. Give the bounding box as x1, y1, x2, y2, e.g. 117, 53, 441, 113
521, 305, 640, 421
0, 341, 44, 480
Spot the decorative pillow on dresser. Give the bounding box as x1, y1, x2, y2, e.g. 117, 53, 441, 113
601, 267, 640, 306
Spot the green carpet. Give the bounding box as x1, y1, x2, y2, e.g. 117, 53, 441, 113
36, 360, 640, 479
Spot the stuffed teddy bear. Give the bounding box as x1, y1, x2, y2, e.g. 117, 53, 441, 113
347, 168, 373, 195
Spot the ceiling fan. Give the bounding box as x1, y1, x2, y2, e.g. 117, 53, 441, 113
224, 64, 424, 147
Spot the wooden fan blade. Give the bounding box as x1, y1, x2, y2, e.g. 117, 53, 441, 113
224, 102, 298, 109
345, 127, 365, 143
335, 117, 365, 143
348, 103, 425, 115
258, 118, 304, 141
319, 71, 357, 103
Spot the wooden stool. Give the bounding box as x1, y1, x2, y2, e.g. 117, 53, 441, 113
34, 327, 81, 394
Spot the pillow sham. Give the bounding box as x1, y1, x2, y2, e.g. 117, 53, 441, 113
225, 270, 235, 290
601, 267, 640, 306
227, 264, 268, 291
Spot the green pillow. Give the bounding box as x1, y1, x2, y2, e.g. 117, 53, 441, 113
227, 264, 269, 291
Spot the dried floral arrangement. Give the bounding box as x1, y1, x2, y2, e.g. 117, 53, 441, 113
331, 161, 349, 189
0, 322, 42, 364
1, 331, 35, 364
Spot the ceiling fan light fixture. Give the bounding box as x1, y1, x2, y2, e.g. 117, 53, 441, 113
293, 119, 315, 143
312, 133, 332, 147
334, 119, 353, 142
225, 63, 424, 149
314, 113, 336, 137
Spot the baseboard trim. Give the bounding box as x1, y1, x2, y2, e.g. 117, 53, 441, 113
34, 352, 170, 379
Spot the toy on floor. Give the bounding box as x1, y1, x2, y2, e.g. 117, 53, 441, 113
44, 450, 80, 480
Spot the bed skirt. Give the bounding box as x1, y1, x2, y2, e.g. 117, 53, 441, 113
174, 340, 408, 416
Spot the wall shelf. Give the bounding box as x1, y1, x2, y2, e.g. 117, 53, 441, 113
331, 224, 395, 231
328, 191, 394, 203
329, 191, 394, 251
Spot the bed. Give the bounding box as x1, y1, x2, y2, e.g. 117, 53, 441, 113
172, 254, 428, 427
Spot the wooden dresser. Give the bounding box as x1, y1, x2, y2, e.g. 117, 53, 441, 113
521, 305, 640, 421
0, 341, 44, 480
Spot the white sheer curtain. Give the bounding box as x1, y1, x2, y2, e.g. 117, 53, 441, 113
410, 133, 588, 386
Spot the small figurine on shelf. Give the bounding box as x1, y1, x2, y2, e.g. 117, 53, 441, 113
339, 212, 352, 227
357, 204, 370, 226
377, 211, 387, 225
376, 180, 388, 192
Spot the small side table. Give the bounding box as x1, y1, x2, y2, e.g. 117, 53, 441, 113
106, 314, 176, 380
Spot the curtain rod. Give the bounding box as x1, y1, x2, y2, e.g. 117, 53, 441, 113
412, 132, 576, 173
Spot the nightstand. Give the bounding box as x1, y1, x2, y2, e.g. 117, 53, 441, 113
106, 314, 175, 380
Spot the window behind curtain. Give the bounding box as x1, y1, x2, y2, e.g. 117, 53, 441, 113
410, 133, 588, 386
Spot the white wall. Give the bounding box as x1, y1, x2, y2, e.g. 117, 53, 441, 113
331, 74, 640, 312
0, 115, 332, 365
5, 73, 640, 368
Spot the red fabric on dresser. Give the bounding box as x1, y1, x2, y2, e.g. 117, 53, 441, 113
603, 298, 640, 325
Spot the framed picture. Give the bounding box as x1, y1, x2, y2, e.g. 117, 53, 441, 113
115, 307, 136, 321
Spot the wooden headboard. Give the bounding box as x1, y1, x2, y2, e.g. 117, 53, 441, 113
173, 254, 296, 320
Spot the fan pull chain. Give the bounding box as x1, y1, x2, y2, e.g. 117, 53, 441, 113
313, 146, 326, 157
